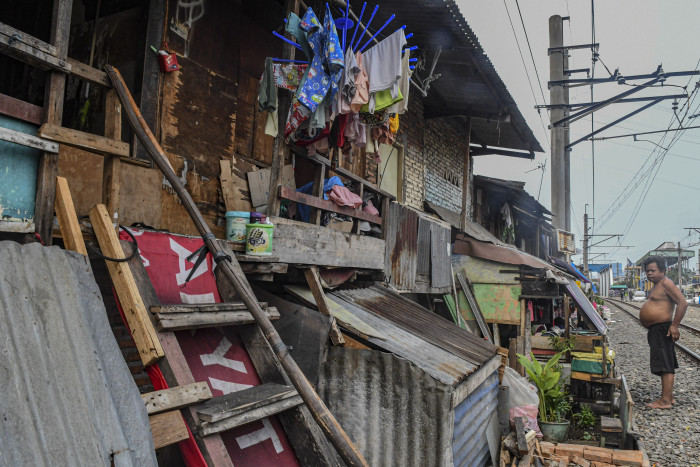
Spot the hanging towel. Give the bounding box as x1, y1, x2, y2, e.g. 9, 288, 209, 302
362, 28, 406, 113
285, 12, 314, 61
258, 57, 277, 112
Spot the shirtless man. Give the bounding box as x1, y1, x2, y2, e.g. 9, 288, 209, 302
639, 256, 687, 409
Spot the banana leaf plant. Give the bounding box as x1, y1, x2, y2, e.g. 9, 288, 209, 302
516, 351, 565, 422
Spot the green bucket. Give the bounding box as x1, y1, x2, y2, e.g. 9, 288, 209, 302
245, 223, 273, 256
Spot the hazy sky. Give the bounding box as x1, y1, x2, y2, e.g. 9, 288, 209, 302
457, 0, 700, 268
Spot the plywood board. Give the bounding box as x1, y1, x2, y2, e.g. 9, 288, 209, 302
149, 411, 189, 450
247, 164, 295, 208
465, 284, 522, 325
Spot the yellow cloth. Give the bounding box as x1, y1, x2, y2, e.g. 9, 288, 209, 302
389, 114, 399, 133
571, 349, 615, 363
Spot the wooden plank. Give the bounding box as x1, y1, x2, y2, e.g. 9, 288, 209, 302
303, 267, 345, 345
0, 22, 57, 55
39, 123, 129, 157
0, 25, 70, 73
143, 382, 213, 415
199, 395, 304, 436
103, 89, 122, 220
124, 240, 233, 466
219, 160, 237, 212
457, 271, 493, 343
89, 204, 164, 365
149, 410, 190, 450
235, 253, 280, 263
514, 417, 529, 454
269, 216, 385, 269
54, 176, 87, 255
310, 163, 326, 225
155, 307, 280, 331
196, 383, 298, 423
0, 93, 42, 125
35, 0, 75, 246
600, 416, 622, 433
65, 57, 111, 87
279, 186, 382, 225
151, 302, 267, 314
0, 126, 58, 153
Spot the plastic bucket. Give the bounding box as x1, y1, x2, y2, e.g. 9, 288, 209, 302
225, 211, 250, 244
245, 223, 274, 256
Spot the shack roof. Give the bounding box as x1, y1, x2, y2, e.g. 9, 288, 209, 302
344, 0, 543, 153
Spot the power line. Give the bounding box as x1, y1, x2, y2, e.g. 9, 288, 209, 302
502, 0, 551, 150
514, 0, 548, 108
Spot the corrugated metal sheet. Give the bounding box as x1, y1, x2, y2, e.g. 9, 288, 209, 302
384, 202, 418, 290
328, 294, 477, 385
318, 348, 454, 467
333, 285, 497, 365
430, 221, 452, 288
452, 372, 500, 467
0, 242, 157, 466
416, 217, 431, 276
345, 0, 542, 153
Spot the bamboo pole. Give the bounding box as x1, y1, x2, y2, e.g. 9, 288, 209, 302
104, 65, 368, 467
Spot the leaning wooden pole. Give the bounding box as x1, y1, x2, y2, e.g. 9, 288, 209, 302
105, 65, 368, 467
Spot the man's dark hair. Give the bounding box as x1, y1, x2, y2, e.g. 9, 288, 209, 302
643, 255, 666, 272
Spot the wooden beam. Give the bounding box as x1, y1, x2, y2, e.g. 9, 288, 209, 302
303, 267, 345, 345
310, 163, 326, 225
0, 127, 58, 153
89, 204, 164, 365
153, 306, 281, 332
151, 302, 267, 314
0, 93, 42, 125
142, 382, 213, 415
460, 115, 471, 231
54, 176, 87, 255
34, 0, 73, 246
0, 23, 71, 73
65, 57, 111, 87
39, 123, 129, 157
103, 89, 122, 220
279, 186, 382, 224
149, 410, 190, 450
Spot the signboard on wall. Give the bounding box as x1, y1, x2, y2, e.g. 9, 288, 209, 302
557, 229, 575, 255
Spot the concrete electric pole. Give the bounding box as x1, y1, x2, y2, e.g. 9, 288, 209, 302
549, 15, 568, 232
583, 212, 589, 276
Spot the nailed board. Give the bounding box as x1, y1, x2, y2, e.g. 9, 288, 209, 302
143, 382, 213, 415
154, 306, 280, 331
196, 383, 298, 423
149, 411, 190, 450
269, 216, 385, 269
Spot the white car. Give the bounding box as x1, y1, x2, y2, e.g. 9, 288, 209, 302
631, 291, 646, 302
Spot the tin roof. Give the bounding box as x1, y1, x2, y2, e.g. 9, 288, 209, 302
332, 285, 497, 365
346, 0, 543, 153
0, 242, 157, 466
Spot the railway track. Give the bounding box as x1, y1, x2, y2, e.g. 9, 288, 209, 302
607, 298, 700, 363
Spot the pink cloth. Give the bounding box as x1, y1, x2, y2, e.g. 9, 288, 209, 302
363, 199, 379, 216
328, 185, 363, 208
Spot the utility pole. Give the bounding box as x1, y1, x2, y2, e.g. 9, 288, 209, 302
678, 241, 683, 292
549, 15, 568, 233
583, 211, 589, 276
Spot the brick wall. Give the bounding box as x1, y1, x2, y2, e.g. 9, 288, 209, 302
365, 96, 474, 218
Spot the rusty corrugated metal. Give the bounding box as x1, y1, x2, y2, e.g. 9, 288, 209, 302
452, 372, 500, 466
346, 0, 542, 153
416, 217, 431, 276
430, 221, 452, 288
318, 348, 455, 467
328, 294, 477, 385
333, 285, 497, 365
384, 202, 418, 291
0, 242, 157, 466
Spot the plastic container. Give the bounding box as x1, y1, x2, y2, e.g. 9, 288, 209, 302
245, 223, 274, 256
225, 211, 250, 244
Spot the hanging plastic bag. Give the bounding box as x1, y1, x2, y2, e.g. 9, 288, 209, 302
502, 367, 539, 409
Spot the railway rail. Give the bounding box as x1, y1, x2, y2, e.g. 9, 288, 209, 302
607, 298, 700, 363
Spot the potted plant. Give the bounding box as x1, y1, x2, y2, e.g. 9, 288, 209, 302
517, 351, 571, 442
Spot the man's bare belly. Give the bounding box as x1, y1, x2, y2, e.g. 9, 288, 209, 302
640, 299, 673, 328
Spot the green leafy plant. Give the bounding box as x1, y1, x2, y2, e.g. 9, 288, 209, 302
573, 405, 596, 429
516, 351, 566, 422
580, 431, 593, 441
549, 336, 575, 354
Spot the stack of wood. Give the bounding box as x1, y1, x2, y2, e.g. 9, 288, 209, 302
499, 421, 648, 467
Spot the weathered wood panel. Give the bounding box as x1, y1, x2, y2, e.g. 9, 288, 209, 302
430, 221, 452, 288
384, 202, 418, 290
269, 216, 385, 269
468, 284, 521, 325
